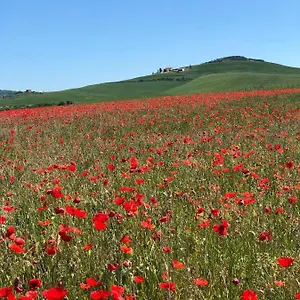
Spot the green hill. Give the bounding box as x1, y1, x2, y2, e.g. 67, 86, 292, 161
2, 57, 300, 109
0, 90, 17, 97
165, 72, 300, 94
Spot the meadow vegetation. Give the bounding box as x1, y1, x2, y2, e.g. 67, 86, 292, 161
0, 89, 299, 299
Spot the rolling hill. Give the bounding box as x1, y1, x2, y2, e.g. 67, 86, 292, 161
2, 56, 300, 109
0, 90, 17, 97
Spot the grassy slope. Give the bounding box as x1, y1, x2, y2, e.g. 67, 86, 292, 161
2, 60, 300, 107
1, 81, 180, 107
166, 72, 300, 94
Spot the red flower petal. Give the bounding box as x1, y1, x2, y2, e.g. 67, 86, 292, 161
42, 287, 68, 300
86, 278, 99, 287
194, 278, 209, 287
241, 289, 258, 300
276, 257, 294, 268
159, 282, 176, 292
9, 243, 25, 253
172, 260, 184, 269
133, 276, 145, 284
90, 290, 110, 300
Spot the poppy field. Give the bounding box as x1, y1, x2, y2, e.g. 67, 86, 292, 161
0, 89, 300, 300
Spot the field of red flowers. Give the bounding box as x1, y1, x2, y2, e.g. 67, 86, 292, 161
0, 89, 300, 300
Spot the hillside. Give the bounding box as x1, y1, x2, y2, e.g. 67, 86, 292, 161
2, 57, 300, 108
166, 72, 300, 94
0, 90, 17, 97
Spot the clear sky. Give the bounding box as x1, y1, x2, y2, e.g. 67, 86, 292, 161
1, 0, 299, 91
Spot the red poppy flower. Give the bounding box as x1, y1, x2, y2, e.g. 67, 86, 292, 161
107, 263, 119, 271
14, 238, 25, 246
259, 231, 272, 241
0, 286, 14, 298
45, 247, 58, 255
212, 220, 229, 236
120, 246, 133, 255
120, 234, 131, 244
86, 278, 99, 287
5, 226, 15, 238
79, 283, 89, 290
22, 290, 38, 299
141, 218, 155, 230
65, 206, 87, 218
39, 220, 51, 226
74, 208, 87, 218
194, 278, 209, 287
198, 219, 211, 228
274, 280, 285, 287
108, 164, 115, 171
285, 161, 294, 168
125, 295, 136, 300
295, 292, 300, 299
67, 164, 76, 172
51, 186, 63, 199
288, 197, 297, 204
90, 290, 110, 300
114, 197, 125, 205
83, 243, 93, 251
276, 257, 294, 268
211, 208, 219, 217
93, 212, 109, 231
58, 224, 82, 235
110, 285, 125, 298
241, 290, 258, 300
224, 192, 237, 199
93, 222, 107, 231
9, 243, 25, 253
54, 207, 65, 214
135, 178, 144, 185
159, 282, 176, 292
172, 260, 184, 269
133, 276, 145, 284
93, 212, 109, 223
82, 170, 89, 177
42, 287, 68, 300
28, 278, 42, 290
59, 231, 72, 242
120, 187, 133, 193
130, 157, 138, 169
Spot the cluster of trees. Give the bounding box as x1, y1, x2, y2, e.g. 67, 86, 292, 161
0, 90, 16, 97
207, 56, 265, 64
1, 90, 43, 98
0, 100, 74, 111
58, 100, 74, 106
139, 76, 192, 82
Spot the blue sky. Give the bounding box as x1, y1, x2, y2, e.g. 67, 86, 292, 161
1, 0, 299, 91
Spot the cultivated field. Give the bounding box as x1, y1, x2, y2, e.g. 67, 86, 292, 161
0, 89, 300, 299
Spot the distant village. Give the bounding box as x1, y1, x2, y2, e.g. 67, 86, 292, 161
156, 65, 192, 74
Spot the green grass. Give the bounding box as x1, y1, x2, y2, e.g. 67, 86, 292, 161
0, 91, 300, 299
165, 72, 300, 94
1, 81, 180, 107
2, 59, 300, 108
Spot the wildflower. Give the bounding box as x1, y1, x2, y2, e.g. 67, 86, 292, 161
276, 257, 294, 268
241, 290, 258, 300
194, 278, 209, 287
